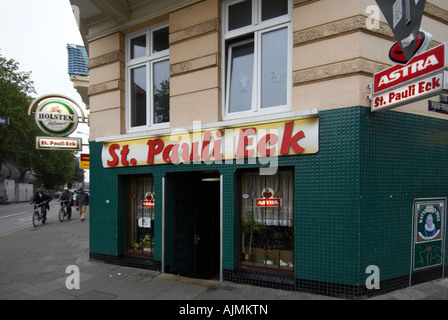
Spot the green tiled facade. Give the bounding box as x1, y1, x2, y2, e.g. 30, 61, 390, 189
89, 106, 448, 297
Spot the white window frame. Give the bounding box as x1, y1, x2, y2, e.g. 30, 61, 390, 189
222, 0, 292, 121
126, 21, 170, 133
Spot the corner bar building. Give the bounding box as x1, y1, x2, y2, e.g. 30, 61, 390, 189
70, 0, 448, 298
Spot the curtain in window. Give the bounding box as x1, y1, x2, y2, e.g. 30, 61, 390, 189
241, 170, 294, 227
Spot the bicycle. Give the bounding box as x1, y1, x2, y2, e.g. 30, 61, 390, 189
32, 204, 46, 227
58, 200, 72, 222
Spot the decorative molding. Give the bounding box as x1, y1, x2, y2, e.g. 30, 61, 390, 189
90, 0, 130, 23
88, 79, 124, 96
424, 2, 448, 24
83, 0, 203, 42
293, 0, 319, 8
170, 54, 218, 77
170, 19, 219, 45
293, 58, 389, 86
294, 15, 394, 47
88, 50, 124, 69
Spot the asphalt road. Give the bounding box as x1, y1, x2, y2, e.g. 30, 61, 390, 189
0, 201, 60, 236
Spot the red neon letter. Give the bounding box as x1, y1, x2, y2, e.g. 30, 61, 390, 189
120, 145, 130, 166
107, 144, 120, 167
213, 130, 223, 159
162, 144, 180, 163
280, 121, 305, 155
147, 139, 164, 164
257, 133, 278, 157
202, 131, 211, 161
236, 128, 256, 157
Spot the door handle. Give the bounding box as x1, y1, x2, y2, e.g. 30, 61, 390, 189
194, 234, 202, 245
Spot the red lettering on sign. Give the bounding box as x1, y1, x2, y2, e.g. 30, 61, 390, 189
146, 139, 164, 164
280, 121, 305, 155
107, 144, 120, 167
213, 130, 223, 159
120, 145, 130, 166
255, 198, 282, 207
257, 133, 278, 157
236, 128, 256, 157
374, 44, 446, 93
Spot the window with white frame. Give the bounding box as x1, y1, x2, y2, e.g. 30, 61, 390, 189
126, 22, 170, 131
223, 0, 292, 119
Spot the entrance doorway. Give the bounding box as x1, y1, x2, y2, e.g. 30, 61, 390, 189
168, 171, 221, 279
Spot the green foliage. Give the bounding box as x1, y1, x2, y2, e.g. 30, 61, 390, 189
0, 51, 83, 188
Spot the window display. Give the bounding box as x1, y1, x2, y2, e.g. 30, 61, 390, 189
240, 168, 294, 272
126, 175, 155, 257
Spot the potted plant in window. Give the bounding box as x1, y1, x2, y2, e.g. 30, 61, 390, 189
142, 234, 154, 253
242, 212, 264, 262
132, 242, 142, 253
264, 250, 274, 265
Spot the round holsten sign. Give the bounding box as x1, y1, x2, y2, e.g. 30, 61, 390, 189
35, 100, 79, 136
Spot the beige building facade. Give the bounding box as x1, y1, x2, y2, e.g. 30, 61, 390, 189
71, 0, 448, 297
75, 0, 448, 140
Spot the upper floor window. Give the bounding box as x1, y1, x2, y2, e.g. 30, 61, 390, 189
222, 0, 292, 120
126, 22, 170, 132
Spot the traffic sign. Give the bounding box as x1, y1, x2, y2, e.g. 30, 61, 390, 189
428, 95, 448, 114
375, 0, 427, 62
0, 116, 9, 126
428, 100, 448, 114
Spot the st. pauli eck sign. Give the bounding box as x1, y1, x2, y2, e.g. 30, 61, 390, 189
102, 117, 319, 168
36, 136, 82, 151
371, 43, 448, 112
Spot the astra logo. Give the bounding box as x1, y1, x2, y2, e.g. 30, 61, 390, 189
377, 54, 439, 88
389, 31, 433, 65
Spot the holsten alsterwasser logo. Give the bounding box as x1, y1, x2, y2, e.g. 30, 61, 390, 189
35, 100, 78, 137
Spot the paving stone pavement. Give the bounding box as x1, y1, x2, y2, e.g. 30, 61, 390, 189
1, 206, 447, 303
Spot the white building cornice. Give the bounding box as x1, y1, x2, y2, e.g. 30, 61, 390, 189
72, 0, 203, 42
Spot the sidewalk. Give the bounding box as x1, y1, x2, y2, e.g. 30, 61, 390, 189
0, 208, 447, 301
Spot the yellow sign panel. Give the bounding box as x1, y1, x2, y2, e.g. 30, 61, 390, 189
80, 153, 89, 169
101, 117, 319, 168
102, 117, 319, 168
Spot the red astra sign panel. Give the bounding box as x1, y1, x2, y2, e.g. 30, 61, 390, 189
374, 43, 447, 94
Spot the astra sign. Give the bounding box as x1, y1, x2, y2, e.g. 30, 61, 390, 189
102, 118, 319, 168
371, 43, 448, 112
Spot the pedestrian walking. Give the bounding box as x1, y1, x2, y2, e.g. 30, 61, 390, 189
75, 187, 89, 221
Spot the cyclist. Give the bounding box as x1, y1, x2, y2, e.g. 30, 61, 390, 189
58, 187, 73, 214
30, 188, 52, 223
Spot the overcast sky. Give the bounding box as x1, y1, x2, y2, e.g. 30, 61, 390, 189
0, 0, 84, 101
0, 0, 89, 177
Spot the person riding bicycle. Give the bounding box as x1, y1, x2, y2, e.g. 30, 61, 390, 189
58, 187, 73, 214
30, 188, 52, 223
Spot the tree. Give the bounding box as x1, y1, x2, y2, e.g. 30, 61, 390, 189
32, 149, 79, 189
0, 52, 36, 170
0, 52, 82, 187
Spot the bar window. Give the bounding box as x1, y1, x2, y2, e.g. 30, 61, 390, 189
130, 65, 147, 127
223, 0, 291, 119
240, 168, 294, 272
153, 59, 170, 124
126, 22, 170, 131
227, 40, 254, 113
126, 175, 155, 257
